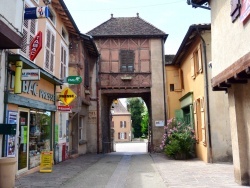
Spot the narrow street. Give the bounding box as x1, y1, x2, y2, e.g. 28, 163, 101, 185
15, 152, 241, 188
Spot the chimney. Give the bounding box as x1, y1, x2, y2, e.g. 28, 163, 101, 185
111, 14, 113, 18
136, 13, 139, 17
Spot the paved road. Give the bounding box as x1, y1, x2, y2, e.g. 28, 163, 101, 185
15, 152, 242, 188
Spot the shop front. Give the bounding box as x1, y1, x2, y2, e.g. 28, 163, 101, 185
4, 54, 63, 175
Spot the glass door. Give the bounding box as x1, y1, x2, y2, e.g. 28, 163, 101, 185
17, 109, 29, 172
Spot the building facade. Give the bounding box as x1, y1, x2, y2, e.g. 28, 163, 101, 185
87, 13, 168, 153
165, 24, 232, 163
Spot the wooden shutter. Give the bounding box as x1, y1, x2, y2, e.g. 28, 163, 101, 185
120, 121, 122, 128
118, 132, 120, 139
124, 121, 126, 128
125, 132, 127, 139
201, 111, 206, 146
50, 34, 55, 72
198, 45, 203, 73
190, 55, 195, 79
193, 100, 199, 142
231, 0, 241, 22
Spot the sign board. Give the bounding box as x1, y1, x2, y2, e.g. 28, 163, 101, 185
24, 6, 49, 20
58, 87, 77, 105
22, 69, 40, 81
40, 151, 53, 173
67, 76, 82, 84
57, 105, 72, 113
240, 0, 250, 22
30, 31, 42, 61
155, 120, 164, 127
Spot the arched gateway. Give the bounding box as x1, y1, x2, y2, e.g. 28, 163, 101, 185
87, 14, 168, 153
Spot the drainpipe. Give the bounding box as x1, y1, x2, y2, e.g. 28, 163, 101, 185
161, 40, 167, 122
96, 55, 100, 154
195, 27, 213, 163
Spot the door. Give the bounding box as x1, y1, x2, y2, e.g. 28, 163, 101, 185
17, 108, 29, 173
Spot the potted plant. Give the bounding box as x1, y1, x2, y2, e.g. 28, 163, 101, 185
160, 118, 196, 160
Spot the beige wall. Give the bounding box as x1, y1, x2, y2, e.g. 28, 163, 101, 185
150, 39, 165, 151
165, 66, 181, 119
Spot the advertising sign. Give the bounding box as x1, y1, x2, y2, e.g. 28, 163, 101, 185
67, 76, 82, 84
24, 6, 49, 20
22, 69, 40, 81
40, 151, 53, 173
57, 105, 72, 113
58, 87, 77, 105
30, 31, 42, 61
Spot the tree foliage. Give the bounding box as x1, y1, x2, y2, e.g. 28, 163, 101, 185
127, 98, 144, 138
141, 108, 149, 137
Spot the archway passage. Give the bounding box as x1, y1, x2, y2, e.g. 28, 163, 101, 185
100, 91, 152, 153
110, 97, 149, 153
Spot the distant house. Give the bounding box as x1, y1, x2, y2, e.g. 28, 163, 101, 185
111, 100, 132, 144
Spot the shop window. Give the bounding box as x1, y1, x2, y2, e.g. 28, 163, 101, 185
120, 50, 135, 72
45, 28, 55, 73
29, 111, 51, 169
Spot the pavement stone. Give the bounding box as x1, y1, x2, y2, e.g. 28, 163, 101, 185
15, 152, 243, 188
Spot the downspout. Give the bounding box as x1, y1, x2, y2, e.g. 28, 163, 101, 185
195, 27, 213, 163
96, 54, 100, 154
162, 39, 167, 122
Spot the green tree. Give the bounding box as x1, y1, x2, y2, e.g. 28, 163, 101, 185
127, 98, 144, 138
141, 108, 149, 137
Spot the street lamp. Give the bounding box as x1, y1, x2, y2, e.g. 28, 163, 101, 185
43, 0, 51, 5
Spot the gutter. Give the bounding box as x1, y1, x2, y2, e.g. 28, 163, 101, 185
195, 27, 213, 163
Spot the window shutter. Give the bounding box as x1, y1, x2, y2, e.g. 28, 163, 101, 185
118, 132, 120, 139
201, 111, 206, 146
190, 55, 195, 79
231, 0, 241, 22
120, 121, 122, 128
198, 45, 203, 73
124, 121, 126, 128
193, 100, 199, 142
179, 68, 184, 89
125, 132, 127, 139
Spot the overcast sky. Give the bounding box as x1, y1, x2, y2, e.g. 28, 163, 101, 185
64, 0, 211, 55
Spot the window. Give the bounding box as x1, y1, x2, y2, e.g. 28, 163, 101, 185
60, 45, 67, 79
79, 116, 84, 140
118, 132, 127, 139
120, 50, 135, 72
191, 45, 202, 79
120, 121, 126, 128
62, 28, 67, 40
59, 113, 63, 139
170, 84, 174, 91
84, 59, 89, 87
45, 28, 55, 72
48, 8, 55, 24
21, 4, 36, 58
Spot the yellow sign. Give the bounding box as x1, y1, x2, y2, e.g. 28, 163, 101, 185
40, 151, 53, 173
59, 87, 77, 105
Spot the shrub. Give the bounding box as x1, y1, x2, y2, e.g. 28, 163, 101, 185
160, 118, 196, 159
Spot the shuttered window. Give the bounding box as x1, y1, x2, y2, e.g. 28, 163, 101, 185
21, 4, 36, 58
120, 50, 135, 72
45, 29, 55, 73
84, 59, 89, 87
120, 121, 126, 128
191, 45, 203, 79
60, 46, 67, 79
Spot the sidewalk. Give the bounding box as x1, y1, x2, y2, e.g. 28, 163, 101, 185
15, 153, 242, 188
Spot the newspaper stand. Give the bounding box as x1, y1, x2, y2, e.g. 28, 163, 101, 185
40, 151, 53, 173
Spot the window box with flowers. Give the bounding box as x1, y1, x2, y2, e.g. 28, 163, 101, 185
160, 118, 196, 160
